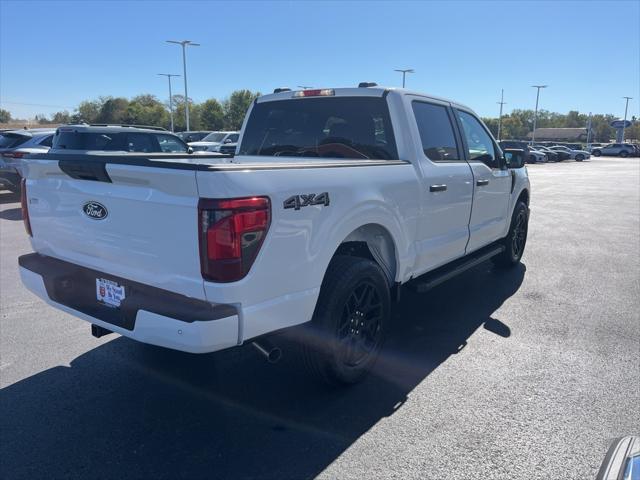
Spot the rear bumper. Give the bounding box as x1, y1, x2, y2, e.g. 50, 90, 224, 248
18, 253, 240, 353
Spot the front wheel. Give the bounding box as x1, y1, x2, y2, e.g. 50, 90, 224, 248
302, 255, 390, 386
493, 201, 529, 268
592, 150, 602, 157
575, 154, 584, 161
620, 150, 629, 158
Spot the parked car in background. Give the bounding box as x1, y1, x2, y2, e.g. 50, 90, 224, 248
49, 124, 193, 154
587, 143, 603, 152
498, 140, 542, 163
527, 148, 547, 163
532, 145, 559, 162
218, 141, 237, 156
549, 145, 590, 161
0, 128, 55, 192
590, 143, 636, 158
546, 146, 572, 161
188, 131, 239, 152
565, 143, 584, 151
176, 130, 212, 143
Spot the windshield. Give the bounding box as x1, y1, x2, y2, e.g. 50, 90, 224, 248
0, 133, 30, 149
239, 97, 398, 160
202, 133, 227, 143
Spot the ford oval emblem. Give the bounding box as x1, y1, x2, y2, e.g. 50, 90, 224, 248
82, 201, 108, 220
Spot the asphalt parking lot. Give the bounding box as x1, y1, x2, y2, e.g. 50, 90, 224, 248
1, 157, 638, 480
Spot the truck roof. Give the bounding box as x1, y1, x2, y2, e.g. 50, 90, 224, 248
257, 86, 472, 111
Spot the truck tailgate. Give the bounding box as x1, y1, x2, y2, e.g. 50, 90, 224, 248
24, 158, 205, 300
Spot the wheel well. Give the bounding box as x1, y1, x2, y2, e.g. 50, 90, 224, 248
333, 224, 397, 286
517, 189, 529, 206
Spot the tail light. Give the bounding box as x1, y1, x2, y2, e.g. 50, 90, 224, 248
198, 197, 270, 283
20, 178, 32, 237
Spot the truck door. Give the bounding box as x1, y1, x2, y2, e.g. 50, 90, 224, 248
454, 108, 511, 253
408, 97, 474, 275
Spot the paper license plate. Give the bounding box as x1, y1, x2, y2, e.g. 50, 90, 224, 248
96, 278, 126, 308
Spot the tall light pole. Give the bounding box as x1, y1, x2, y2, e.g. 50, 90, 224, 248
497, 89, 506, 141
530, 85, 547, 144
622, 96, 633, 143
394, 68, 414, 88
158, 73, 180, 132
586, 112, 592, 145
166, 40, 200, 131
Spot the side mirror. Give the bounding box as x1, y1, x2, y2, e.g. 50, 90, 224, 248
187, 146, 194, 154
224, 138, 233, 144
504, 149, 525, 169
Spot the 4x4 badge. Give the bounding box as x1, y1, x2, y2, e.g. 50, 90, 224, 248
283, 192, 330, 210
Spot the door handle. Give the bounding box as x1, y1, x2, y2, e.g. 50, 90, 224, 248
429, 184, 447, 192
476, 179, 490, 186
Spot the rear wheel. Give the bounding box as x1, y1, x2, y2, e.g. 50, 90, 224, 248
620, 150, 629, 158
302, 255, 390, 386
493, 201, 529, 268
592, 149, 602, 157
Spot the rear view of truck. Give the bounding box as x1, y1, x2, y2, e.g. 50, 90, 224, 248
19, 154, 250, 353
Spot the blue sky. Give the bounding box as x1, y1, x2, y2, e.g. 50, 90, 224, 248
1, 0, 639, 120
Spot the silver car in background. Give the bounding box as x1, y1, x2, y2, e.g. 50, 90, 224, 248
0, 128, 55, 192
549, 145, 591, 161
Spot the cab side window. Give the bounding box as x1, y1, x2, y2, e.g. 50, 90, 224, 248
456, 110, 499, 168
412, 101, 460, 161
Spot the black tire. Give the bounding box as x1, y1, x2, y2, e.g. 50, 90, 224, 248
575, 154, 584, 161
528, 154, 536, 164
620, 150, 628, 158
493, 201, 529, 268
302, 255, 390, 386
592, 149, 602, 157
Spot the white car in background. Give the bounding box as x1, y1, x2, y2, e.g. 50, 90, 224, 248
188, 131, 239, 152
527, 148, 547, 163
549, 145, 590, 161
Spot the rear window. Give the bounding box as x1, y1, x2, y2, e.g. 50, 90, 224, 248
0, 133, 30, 149
203, 132, 227, 142
239, 97, 398, 160
53, 131, 186, 153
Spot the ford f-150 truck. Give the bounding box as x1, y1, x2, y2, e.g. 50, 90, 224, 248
18, 85, 530, 385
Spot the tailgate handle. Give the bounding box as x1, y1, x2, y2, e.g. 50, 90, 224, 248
59, 160, 112, 183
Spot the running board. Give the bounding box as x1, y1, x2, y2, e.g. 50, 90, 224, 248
411, 245, 505, 294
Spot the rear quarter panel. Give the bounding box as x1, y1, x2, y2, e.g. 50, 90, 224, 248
196, 162, 420, 339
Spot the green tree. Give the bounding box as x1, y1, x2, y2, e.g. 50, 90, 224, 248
223, 90, 261, 130
51, 111, 71, 124
0, 108, 12, 123
73, 99, 103, 123
482, 117, 499, 138
96, 97, 129, 124
200, 99, 224, 130
171, 95, 202, 131
125, 94, 168, 127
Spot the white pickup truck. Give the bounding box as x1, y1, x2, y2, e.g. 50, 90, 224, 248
18, 85, 530, 385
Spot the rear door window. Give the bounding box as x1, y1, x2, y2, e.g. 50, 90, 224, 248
239, 96, 398, 160
125, 133, 158, 153
54, 131, 125, 150
412, 101, 460, 161
0, 133, 30, 149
